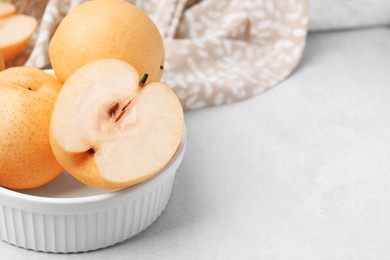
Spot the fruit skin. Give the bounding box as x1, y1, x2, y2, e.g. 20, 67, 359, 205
0, 52, 4, 71
0, 67, 63, 189
49, 137, 120, 190
50, 59, 183, 190
49, 0, 165, 84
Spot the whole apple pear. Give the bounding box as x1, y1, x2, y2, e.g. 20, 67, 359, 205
0, 67, 63, 189
49, 0, 164, 84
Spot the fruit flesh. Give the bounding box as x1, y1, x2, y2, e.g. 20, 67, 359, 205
51, 59, 140, 152
95, 82, 184, 183
49, 0, 164, 84
0, 14, 37, 61
0, 2, 16, 18
0, 67, 63, 189
50, 59, 184, 189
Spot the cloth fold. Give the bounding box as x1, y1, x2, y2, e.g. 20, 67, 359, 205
6, 0, 308, 110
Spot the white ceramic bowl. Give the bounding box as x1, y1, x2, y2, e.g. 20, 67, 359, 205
0, 132, 186, 253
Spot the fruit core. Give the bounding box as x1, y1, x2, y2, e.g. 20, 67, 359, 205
110, 73, 148, 122
89, 73, 150, 154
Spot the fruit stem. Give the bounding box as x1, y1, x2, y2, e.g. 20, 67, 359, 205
139, 73, 149, 88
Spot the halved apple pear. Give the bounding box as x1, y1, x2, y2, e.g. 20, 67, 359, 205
0, 2, 16, 18
50, 59, 184, 189
0, 14, 37, 61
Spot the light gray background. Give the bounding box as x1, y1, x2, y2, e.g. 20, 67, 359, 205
2, 27, 390, 259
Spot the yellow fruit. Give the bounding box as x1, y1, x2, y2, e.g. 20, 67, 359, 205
0, 67, 63, 189
50, 59, 183, 189
49, 0, 164, 84
0, 2, 16, 18
0, 14, 37, 61
0, 52, 4, 71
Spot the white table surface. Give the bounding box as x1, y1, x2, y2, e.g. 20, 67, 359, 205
2, 27, 390, 259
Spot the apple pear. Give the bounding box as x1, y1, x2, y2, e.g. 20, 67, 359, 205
50, 59, 184, 189
0, 14, 37, 61
0, 2, 16, 18
0, 52, 4, 71
49, 0, 164, 84
0, 67, 63, 189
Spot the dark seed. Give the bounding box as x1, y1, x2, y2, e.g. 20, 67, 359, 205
107, 103, 119, 116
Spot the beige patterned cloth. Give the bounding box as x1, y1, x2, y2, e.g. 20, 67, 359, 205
6, 0, 307, 110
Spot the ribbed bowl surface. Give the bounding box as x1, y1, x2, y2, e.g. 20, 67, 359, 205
0, 133, 186, 253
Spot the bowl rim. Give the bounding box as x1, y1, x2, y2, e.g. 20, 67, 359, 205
0, 129, 186, 206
